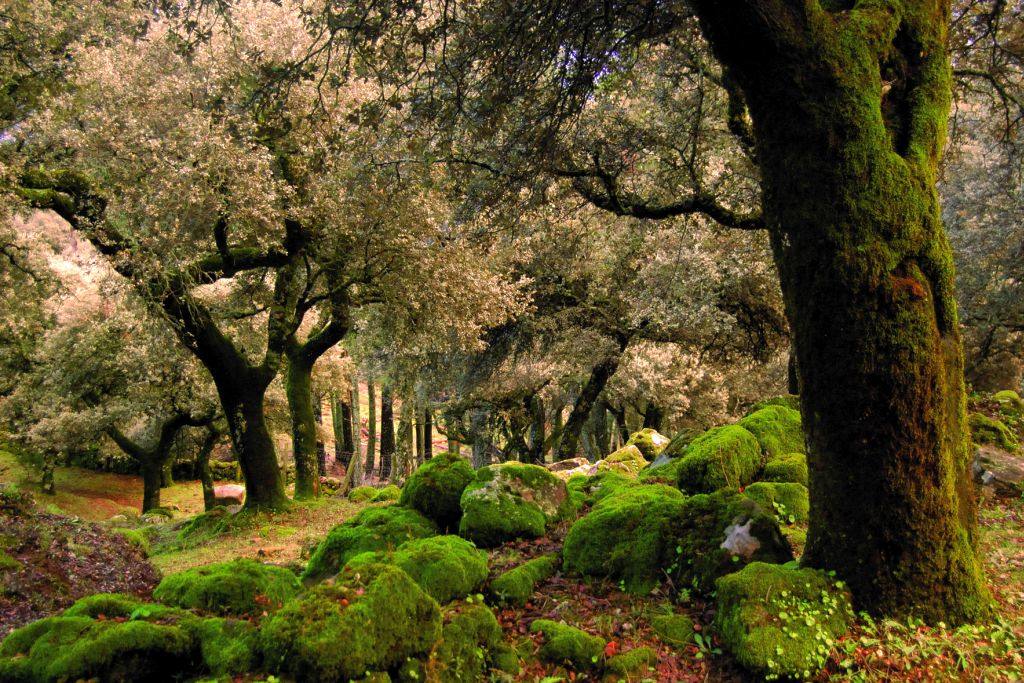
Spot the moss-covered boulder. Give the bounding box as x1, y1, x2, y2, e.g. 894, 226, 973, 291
153, 558, 300, 616
676, 425, 763, 493
651, 613, 694, 648
261, 563, 442, 682
345, 535, 488, 604
458, 463, 572, 547
489, 553, 560, 606
638, 455, 687, 485
737, 405, 805, 460
399, 600, 506, 682
302, 505, 438, 583
761, 452, 809, 486
348, 485, 379, 502
969, 412, 1020, 452
606, 646, 658, 677
625, 428, 671, 459
189, 616, 259, 678
530, 619, 605, 670
563, 487, 793, 595
742, 482, 810, 524
749, 394, 801, 413
715, 562, 854, 680
597, 444, 649, 477
400, 452, 476, 531
372, 484, 402, 502
567, 470, 638, 507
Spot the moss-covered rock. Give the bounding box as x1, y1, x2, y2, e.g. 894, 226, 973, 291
399, 452, 476, 531
637, 455, 687, 485
189, 616, 259, 677
676, 425, 763, 493
345, 535, 488, 604
737, 406, 805, 460
651, 613, 694, 648
61, 593, 188, 621
994, 390, 1024, 416
743, 482, 810, 524
530, 619, 605, 670
372, 484, 402, 502
404, 601, 504, 682
567, 470, 638, 507
458, 463, 572, 547
261, 563, 442, 682
597, 444, 649, 477
749, 395, 801, 413
714, 562, 853, 680
348, 485, 380, 502
489, 553, 560, 606
625, 428, 671, 459
563, 487, 793, 595
761, 452, 809, 486
302, 505, 438, 583
153, 558, 300, 616
969, 412, 1020, 452
606, 646, 658, 677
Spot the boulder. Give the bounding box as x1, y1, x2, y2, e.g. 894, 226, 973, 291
973, 444, 1024, 498
736, 405, 805, 459
651, 613, 694, 648
458, 463, 572, 547
489, 553, 560, 606
714, 562, 853, 680
529, 619, 605, 670
153, 558, 301, 616
761, 452, 808, 486
567, 471, 638, 507
399, 452, 476, 531
597, 444, 649, 477
548, 457, 591, 473
625, 428, 671, 459
675, 425, 763, 493
212, 484, 245, 506
398, 601, 512, 681
742, 482, 810, 523
969, 412, 1020, 452
347, 485, 378, 502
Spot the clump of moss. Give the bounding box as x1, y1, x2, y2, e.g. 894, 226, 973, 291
409, 600, 504, 681
714, 562, 853, 680
761, 452, 808, 486
153, 558, 301, 616
969, 412, 1020, 452
189, 616, 259, 677
345, 535, 488, 604
261, 563, 442, 682
348, 485, 379, 502
112, 528, 153, 556
489, 553, 560, 606
567, 470, 637, 506
399, 452, 476, 530
61, 593, 186, 621
743, 482, 810, 524
650, 613, 694, 648
993, 390, 1024, 417
372, 484, 402, 502
606, 646, 658, 677
637, 456, 687, 484
625, 428, 670, 459
676, 425, 763, 493
597, 444, 649, 476
736, 406, 805, 460
530, 619, 605, 670
458, 463, 571, 547
302, 505, 437, 583
749, 395, 801, 413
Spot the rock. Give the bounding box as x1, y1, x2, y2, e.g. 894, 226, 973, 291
625, 428, 671, 459
736, 405, 805, 459
213, 484, 245, 506
261, 564, 442, 681
597, 444, 649, 477
370, 484, 401, 502
973, 445, 1024, 498
399, 452, 476, 531
994, 389, 1024, 416
458, 463, 572, 547
344, 535, 488, 604
399, 601, 508, 681
675, 425, 763, 493
606, 646, 658, 677
742, 482, 810, 523
548, 457, 591, 472
761, 452, 808, 485
566, 471, 638, 508
651, 613, 694, 648
969, 412, 1020, 452
347, 485, 378, 502
714, 562, 853, 680
153, 558, 301, 616
529, 619, 605, 670
489, 553, 560, 606
302, 505, 438, 583
319, 476, 342, 494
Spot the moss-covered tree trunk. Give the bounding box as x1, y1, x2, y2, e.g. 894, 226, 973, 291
379, 384, 395, 478
422, 407, 433, 460
556, 335, 629, 460
141, 459, 163, 512
286, 358, 320, 499
694, 0, 988, 622
219, 378, 289, 511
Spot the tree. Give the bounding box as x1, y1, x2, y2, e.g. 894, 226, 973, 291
378, 383, 396, 478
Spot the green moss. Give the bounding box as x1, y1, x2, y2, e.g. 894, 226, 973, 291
529, 619, 605, 670
736, 406, 805, 460
651, 613, 694, 648
399, 452, 476, 530
969, 412, 1020, 452
749, 395, 801, 413
153, 558, 301, 616
62, 593, 189, 622
0, 550, 20, 571
606, 646, 658, 677
348, 485, 379, 502
743, 482, 810, 523
261, 563, 442, 682
189, 617, 259, 677
676, 425, 763, 493
489, 553, 560, 606
714, 562, 854, 680
112, 528, 153, 556
625, 428, 670, 459
567, 470, 638, 506
458, 462, 571, 547
345, 535, 488, 604
597, 444, 649, 476
302, 505, 438, 583
761, 452, 808, 486
415, 601, 503, 681
993, 390, 1024, 417
372, 484, 402, 502
637, 455, 687, 484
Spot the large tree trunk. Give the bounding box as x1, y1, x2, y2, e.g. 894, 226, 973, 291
219, 379, 289, 510
286, 358, 320, 499
379, 384, 395, 479
141, 458, 163, 513
695, 0, 987, 622
556, 336, 629, 460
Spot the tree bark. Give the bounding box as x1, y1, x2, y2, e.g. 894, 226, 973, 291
286, 357, 321, 499
470, 406, 490, 469
364, 380, 377, 473
694, 0, 988, 622
422, 406, 433, 460
396, 398, 413, 480
141, 459, 163, 512
379, 384, 395, 479
314, 398, 327, 477
338, 399, 354, 468
527, 395, 545, 464
341, 380, 363, 493
197, 427, 220, 511
40, 460, 55, 495
556, 335, 629, 460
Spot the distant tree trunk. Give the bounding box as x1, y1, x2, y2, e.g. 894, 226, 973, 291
286, 357, 320, 499
588, 398, 610, 458
379, 384, 395, 479
338, 399, 354, 468
470, 407, 490, 469
527, 395, 545, 464
423, 406, 433, 460
197, 427, 220, 511
314, 398, 327, 477
160, 461, 174, 488
341, 381, 363, 493
643, 403, 664, 431
557, 335, 629, 460
364, 380, 377, 473
396, 398, 413, 480
609, 403, 630, 444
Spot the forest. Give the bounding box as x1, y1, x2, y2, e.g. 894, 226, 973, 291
0, 0, 1023, 681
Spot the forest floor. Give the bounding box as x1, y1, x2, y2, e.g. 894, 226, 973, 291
1, 450, 1022, 681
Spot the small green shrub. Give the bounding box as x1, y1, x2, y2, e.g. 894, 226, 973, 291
371, 484, 402, 502
348, 485, 379, 502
